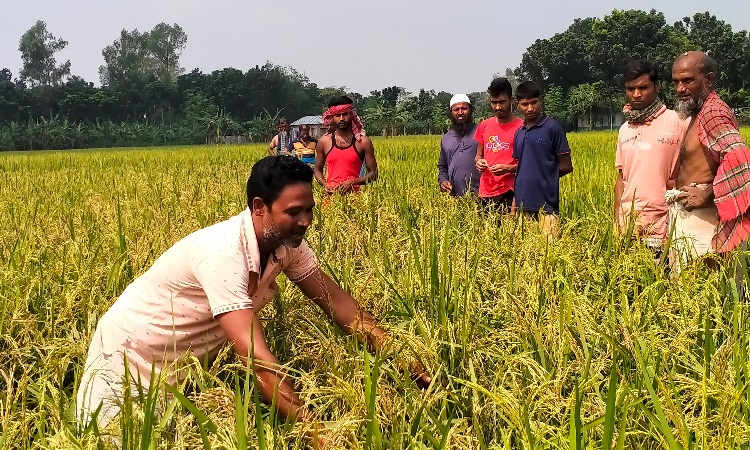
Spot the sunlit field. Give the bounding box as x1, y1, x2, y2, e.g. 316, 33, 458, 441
2, 130, 750, 449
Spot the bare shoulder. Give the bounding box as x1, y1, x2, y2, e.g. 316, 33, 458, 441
359, 135, 375, 150
316, 134, 332, 149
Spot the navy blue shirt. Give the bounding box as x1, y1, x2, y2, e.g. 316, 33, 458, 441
512, 115, 570, 214
437, 123, 480, 196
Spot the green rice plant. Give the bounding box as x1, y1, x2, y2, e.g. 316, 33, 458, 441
1, 130, 750, 449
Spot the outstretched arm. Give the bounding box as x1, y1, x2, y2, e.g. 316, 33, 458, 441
296, 268, 385, 351
354, 137, 378, 186
313, 137, 328, 188
614, 169, 624, 226
295, 268, 431, 387
218, 309, 312, 422
558, 153, 573, 177
438, 141, 451, 192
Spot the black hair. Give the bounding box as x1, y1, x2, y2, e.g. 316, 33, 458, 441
623, 60, 658, 83
328, 95, 354, 108
246, 156, 313, 209
488, 78, 513, 98
515, 81, 542, 100
276, 117, 288, 126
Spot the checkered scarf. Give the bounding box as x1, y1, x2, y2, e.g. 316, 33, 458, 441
622, 99, 664, 125
697, 91, 750, 253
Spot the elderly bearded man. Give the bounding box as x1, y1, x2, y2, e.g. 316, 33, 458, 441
668, 51, 750, 270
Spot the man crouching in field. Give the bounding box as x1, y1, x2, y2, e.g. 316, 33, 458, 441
667, 51, 750, 270
76, 156, 430, 443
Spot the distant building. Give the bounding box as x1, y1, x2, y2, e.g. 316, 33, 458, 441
576, 109, 624, 131
207, 132, 248, 145
291, 116, 326, 138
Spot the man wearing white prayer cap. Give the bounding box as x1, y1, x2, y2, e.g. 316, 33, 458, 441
437, 94, 480, 196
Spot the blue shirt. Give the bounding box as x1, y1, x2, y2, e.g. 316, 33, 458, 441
512, 115, 570, 214
437, 123, 480, 196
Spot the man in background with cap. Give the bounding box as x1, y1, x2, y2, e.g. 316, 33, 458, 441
474, 78, 523, 213
438, 94, 480, 196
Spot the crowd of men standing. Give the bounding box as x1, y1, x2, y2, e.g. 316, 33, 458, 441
268, 96, 377, 196
438, 50, 750, 270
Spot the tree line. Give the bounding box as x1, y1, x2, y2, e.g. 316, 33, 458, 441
516, 9, 750, 130
1, 9, 749, 150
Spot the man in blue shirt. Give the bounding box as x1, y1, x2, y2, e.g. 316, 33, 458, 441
437, 94, 480, 196
512, 81, 573, 234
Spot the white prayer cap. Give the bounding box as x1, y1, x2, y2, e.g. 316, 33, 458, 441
449, 94, 471, 107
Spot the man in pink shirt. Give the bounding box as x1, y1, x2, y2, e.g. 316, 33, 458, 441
474, 78, 524, 214
76, 156, 430, 442
615, 60, 688, 257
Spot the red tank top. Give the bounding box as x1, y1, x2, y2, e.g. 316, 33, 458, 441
325, 133, 364, 188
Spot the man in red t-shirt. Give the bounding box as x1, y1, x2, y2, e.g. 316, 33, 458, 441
474, 78, 524, 213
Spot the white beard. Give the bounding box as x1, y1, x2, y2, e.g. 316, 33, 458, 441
675, 87, 710, 120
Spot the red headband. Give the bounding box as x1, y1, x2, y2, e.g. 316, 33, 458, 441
323, 104, 363, 137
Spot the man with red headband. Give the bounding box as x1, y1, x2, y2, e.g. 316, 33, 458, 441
314, 96, 378, 194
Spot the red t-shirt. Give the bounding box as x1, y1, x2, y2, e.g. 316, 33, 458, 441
474, 117, 523, 198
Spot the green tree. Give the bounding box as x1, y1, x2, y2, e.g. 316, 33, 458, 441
99, 23, 187, 88
569, 82, 604, 131
675, 12, 749, 94
430, 91, 453, 134
18, 20, 71, 87
505, 68, 519, 91
369, 86, 406, 109
589, 10, 690, 90
148, 23, 187, 83
400, 89, 435, 134
0, 69, 28, 123
319, 86, 348, 108
516, 18, 596, 91
206, 109, 241, 144
99, 29, 151, 87
182, 90, 218, 134
543, 85, 571, 127
468, 91, 491, 121
363, 100, 392, 137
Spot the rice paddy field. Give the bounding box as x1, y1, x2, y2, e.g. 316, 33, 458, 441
2, 129, 750, 449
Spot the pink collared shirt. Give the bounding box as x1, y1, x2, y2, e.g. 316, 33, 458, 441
93, 209, 318, 381
616, 106, 688, 239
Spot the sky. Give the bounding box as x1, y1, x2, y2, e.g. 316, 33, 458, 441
2, 0, 750, 96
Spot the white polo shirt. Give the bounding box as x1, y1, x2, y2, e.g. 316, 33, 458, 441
90, 208, 318, 381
